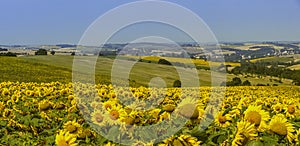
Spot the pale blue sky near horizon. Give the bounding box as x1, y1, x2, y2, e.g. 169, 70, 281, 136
0, 0, 300, 45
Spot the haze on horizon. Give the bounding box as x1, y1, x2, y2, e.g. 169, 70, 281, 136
0, 0, 300, 45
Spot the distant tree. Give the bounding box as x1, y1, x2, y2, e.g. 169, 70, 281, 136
158, 59, 172, 65
242, 80, 251, 86
0, 52, 17, 57
35, 49, 47, 55
51, 50, 55, 55
0, 48, 8, 51
71, 52, 75, 56
232, 77, 242, 86
173, 80, 181, 87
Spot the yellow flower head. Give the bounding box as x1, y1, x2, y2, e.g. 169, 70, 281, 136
232, 121, 257, 146
243, 105, 269, 131
38, 100, 52, 111
272, 103, 283, 114
285, 104, 298, 119
105, 105, 127, 125
269, 114, 295, 143
63, 120, 82, 134
91, 110, 105, 126
214, 112, 232, 128
159, 134, 201, 146
55, 130, 78, 146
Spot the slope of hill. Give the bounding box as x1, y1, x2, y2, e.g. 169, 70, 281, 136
0, 55, 294, 86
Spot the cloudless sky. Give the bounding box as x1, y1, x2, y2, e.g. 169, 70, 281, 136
0, 0, 300, 45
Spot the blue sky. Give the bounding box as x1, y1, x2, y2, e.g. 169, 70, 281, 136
0, 0, 300, 45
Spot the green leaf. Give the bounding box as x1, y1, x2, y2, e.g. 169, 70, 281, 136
217, 135, 227, 144
85, 136, 91, 143
245, 140, 264, 146
261, 135, 278, 145
0, 120, 7, 127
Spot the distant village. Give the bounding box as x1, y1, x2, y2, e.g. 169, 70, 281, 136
1, 42, 300, 62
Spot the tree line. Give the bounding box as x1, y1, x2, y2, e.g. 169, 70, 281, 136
230, 60, 300, 85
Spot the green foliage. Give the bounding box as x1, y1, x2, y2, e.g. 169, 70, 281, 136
231, 60, 300, 86
242, 80, 251, 86
158, 58, 172, 65
35, 49, 47, 55
50, 50, 55, 55
222, 78, 252, 86
0, 52, 17, 57
173, 80, 181, 87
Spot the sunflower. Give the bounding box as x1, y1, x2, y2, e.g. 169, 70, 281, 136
25, 90, 33, 96
119, 109, 140, 125
55, 130, 78, 146
91, 101, 104, 111
232, 121, 257, 146
158, 111, 171, 122
269, 114, 295, 143
174, 97, 203, 120
214, 112, 232, 128
38, 100, 52, 111
158, 134, 201, 146
63, 120, 82, 135
103, 100, 118, 110
77, 128, 95, 139
228, 107, 241, 118
254, 98, 264, 106
105, 105, 126, 125
91, 110, 106, 126
162, 104, 176, 112
1, 88, 10, 96
295, 128, 300, 145
243, 105, 269, 131
285, 104, 298, 119
272, 103, 283, 114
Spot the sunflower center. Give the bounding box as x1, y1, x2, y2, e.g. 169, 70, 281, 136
270, 122, 287, 136
275, 106, 280, 111
218, 115, 227, 123
287, 105, 295, 114
66, 125, 77, 133
95, 115, 103, 123
110, 110, 119, 120
246, 111, 261, 126
104, 104, 112, 109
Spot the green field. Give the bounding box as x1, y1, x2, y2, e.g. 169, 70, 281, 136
251, 56, 294, 63
0, 55, 293, 86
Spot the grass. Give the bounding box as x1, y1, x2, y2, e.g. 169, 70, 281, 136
288, 64, 300, 70
0, 55, 293, 86
124, 56, 240, 68
251, 56, 294, 63
0, 56, 72, 83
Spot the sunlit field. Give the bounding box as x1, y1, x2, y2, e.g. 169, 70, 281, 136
0, 55, 299, 145
0, 56, 292, 86
1, 82, 300, 145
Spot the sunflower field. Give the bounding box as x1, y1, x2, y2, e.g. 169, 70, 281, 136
1, 81, 300, 145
